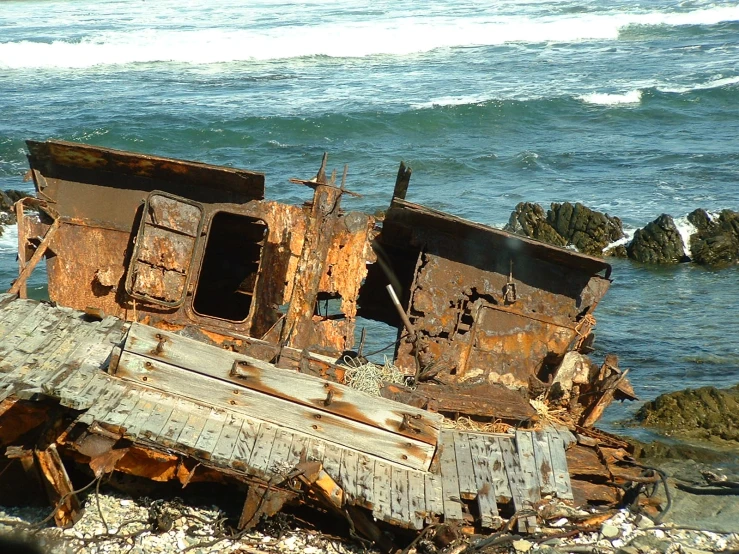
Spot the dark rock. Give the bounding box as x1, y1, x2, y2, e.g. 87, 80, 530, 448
626, 214, 688, 264
604, 244, 628, 258
689, 209, 739, 266
503, 202, 567, 247
635, 384, 739, 443
1, 189, 31, 229
547, 202, 624, 256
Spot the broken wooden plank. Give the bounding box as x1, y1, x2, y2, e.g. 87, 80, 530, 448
285, 433, 309, 467
407, 470, 426, 530
484, 435, 512, 502
229, 418, 261, 473
355, 453, 375, 507
115, 350, 434, 471
267, 429, 295, 477
372, 460, 393, 523
390, 466, 410, 526
453, 431, 477, 500
499, 435, 536, 531
438, 430, 463, 522
248, 422, 279, 477
177, 402, 212, 452
124, 323, 441, 445
424, 472, 443, 521
212, 414, 245, 466
467, 433, 499, 528
339, 448, 359, 503
138, 396, 177, 443
548, 431, 574, 501
157, 398, 196, 449
532, 430, 557, 496
515, 431, 541, 505
321, 442, 343, 482
193, 408, 229, 460
35, 443, 82, 528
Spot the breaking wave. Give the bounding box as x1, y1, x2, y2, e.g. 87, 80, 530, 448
1, 5, 738, 68
579, 90, 643, 106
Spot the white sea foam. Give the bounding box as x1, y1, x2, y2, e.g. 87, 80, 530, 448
578, 90, 643, 106
2, 5, 739, 68
658, 75, 739, 94
0, 224, 18, 254
673, 216, 698, 259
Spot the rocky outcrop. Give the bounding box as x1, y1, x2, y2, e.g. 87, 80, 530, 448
504, 202, 567, 247
688, 209, 739, 266
504, 202, 624, 256
635, 384, 739, 444
625, 214, 688, 264
547, 202, 625, 256
0, 189, 29, 228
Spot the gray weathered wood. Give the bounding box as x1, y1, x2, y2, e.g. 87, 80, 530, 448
484, 435, 512, 501
120, 391, 161, 440
285, 433, 309, 467
467, 433, 499, 528
157, 398, 195, 449
77, 381, 128, 426
499, 435, 536, 531
355, 453, 375, 507
423, 472, 443, 520
248, 423, 278, 477
193, 408, 229, 459
138, 396, 177, 443
532, 430, 557, 496
407, 470, 426, 530
177, 402, 213, 451
339, 448, 359, 502
99, 387, 143, 430
229, 418, 261, 472
124, 323, 442, 445
547, 431, 574, 500
66, 372, 112, 411
267, 429, 295, 476
321, 442, 343, 482
372, 460, 393, 522
453, 431, 477, 499
306, 438, 326, 464
0, 306, 68, 377
0, 299, 40, 341
115, 350, 434, 470
211, 413, 244, 465
515, 431, 541, 504
391, 466, 410, 525
438, 430, 464, 522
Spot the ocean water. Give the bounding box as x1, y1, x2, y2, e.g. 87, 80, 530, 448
1, 0, 738, 437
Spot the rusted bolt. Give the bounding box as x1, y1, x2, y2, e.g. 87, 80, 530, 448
402, 454, 408, 460
233, 389, 239, 395
144, 361, 153, 369
142, 376, 148, 382
229, 400, 236, 405
314, 414, 322, 420
312, 424, 318, 430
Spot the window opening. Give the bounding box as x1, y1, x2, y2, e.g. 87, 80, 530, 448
193, 212, 267, 322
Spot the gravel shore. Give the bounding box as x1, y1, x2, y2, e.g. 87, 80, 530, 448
2, 488, 737, 554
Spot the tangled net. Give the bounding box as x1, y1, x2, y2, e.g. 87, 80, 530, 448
529, 396, 570, 427
342, 356, 408, 396
441, 415, 513, 434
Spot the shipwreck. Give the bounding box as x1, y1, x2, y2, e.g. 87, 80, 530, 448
0, 140, 641, 547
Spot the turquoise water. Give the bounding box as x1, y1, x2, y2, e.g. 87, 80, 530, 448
1, 0, 738, 434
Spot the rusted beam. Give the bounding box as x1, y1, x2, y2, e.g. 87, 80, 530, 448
8, 218, 60, 296
35, 443, 82, 528
393, 161, 412, 201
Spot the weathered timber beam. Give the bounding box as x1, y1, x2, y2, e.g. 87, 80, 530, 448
8, 218, 60, 296
34, 443, 82, 528
114, 350, 436, 471
122, 323, 442, 445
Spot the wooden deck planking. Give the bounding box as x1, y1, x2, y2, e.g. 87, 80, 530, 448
76, 381, 129, 426
484, 435, 512, 502
453, 431, 477, 500
372, 460, 393, 523
120, 391, 163, 441
467, 433, 499, 528
176, 402, 213, 451
423, 472, 443, 520
211, 413, 245, 465
306, 438, 326, 464
230, 418, 261, 472
547, 431, 574, 501
515, 431, 542, 505
66, 372, 112, 411
321, 442, 343, 482
438, 430, 464, 522
98, 387, 143, 431
355, 454, 375, 507
339, 448, 359, 502
138, 396, 177, 443
248, 423, 279, 477
157, 398, 196, 449
125, 323, 442, 445
285, 433, 309, 467
115, 350, 434, 471
266, 429, 295, 476
193, 408, 229, 460
407, 470, 426, 530
390, 466, 410, 525
532, 430, 557, 496
0, 298, 41, 341
0, 305, 69, 377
